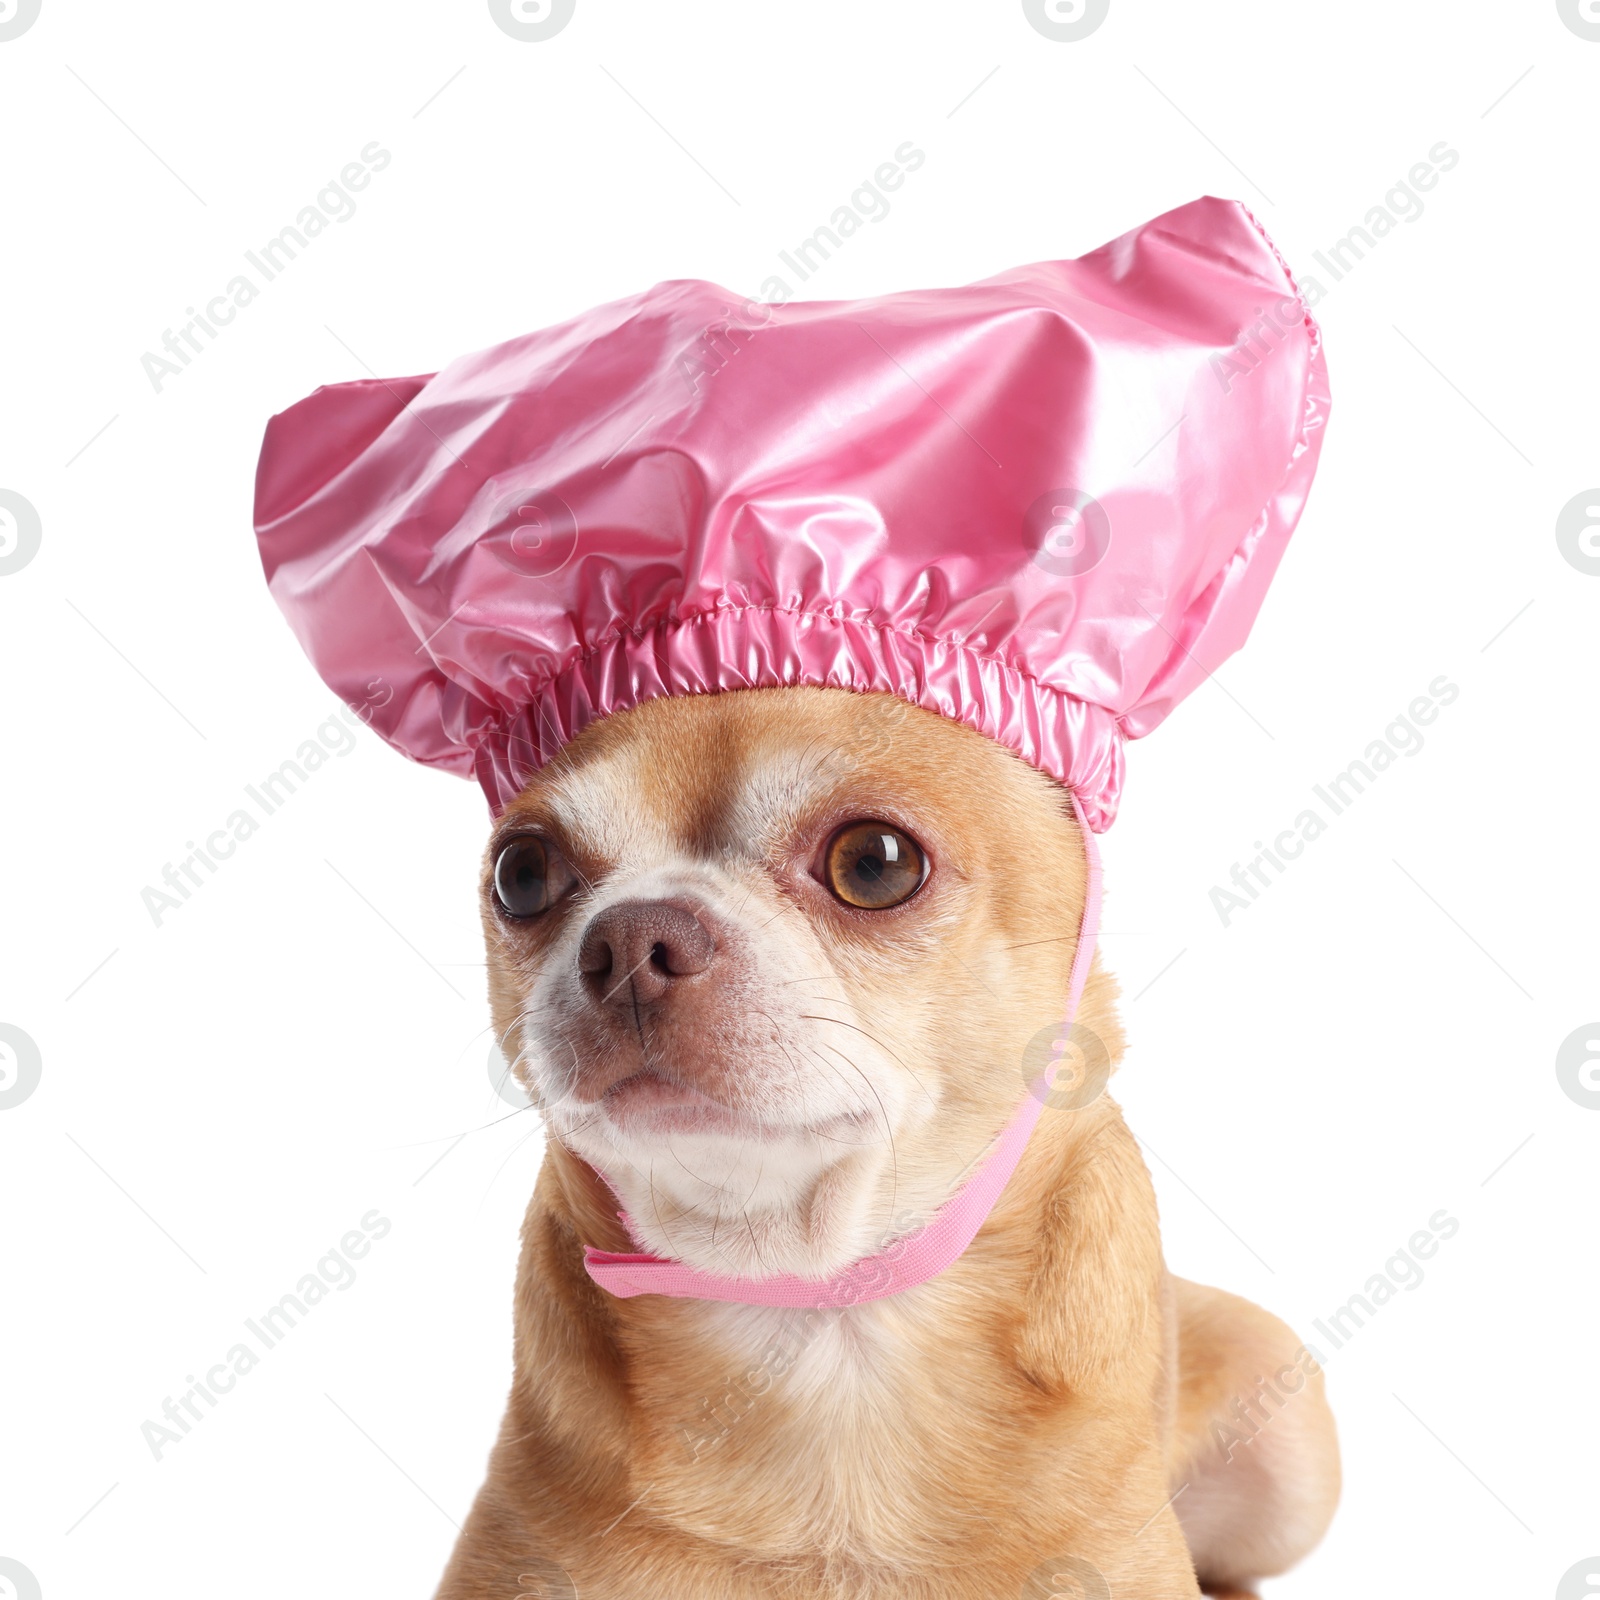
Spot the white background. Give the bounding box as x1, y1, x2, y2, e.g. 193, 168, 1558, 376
3, 2, 1597, 1596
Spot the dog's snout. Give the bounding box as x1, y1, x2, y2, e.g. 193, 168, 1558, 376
577, 899, 715, 1006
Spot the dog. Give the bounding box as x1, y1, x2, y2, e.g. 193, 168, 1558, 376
433, 684, 1339, 1599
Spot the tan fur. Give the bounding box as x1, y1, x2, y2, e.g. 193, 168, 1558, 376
435, 688, 1339, 1598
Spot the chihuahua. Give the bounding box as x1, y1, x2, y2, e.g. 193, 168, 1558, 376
433, 685, 1338, 1600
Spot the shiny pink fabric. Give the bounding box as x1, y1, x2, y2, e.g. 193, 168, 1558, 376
254, 195, 1329, 831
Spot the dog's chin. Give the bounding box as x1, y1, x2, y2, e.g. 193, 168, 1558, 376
548, 1094, 900, 1279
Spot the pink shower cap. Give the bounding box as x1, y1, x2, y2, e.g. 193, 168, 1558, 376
254, 195, 1328, 831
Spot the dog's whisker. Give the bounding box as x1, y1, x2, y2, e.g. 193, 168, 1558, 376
807, 1037, 898, 1217
668, 1144, 741, 1197
740, 1207, 772, 1276
793, 1038, 875, 1127
798, 1013, 937, 1108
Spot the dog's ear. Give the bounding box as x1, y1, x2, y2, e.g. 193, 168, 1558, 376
509, 1153, 635, 1456
1014, 1112, 1165, 1395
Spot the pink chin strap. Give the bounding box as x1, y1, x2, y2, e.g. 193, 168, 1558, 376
581, 793, 1104, 1307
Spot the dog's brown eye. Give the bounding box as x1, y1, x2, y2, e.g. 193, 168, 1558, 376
493, 837, 553, 918
824, 822, 926, 909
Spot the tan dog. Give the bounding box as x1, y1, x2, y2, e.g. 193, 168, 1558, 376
435, 686, 1339, 1600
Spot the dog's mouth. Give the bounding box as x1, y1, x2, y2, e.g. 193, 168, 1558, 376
577, 1063, 881, 1145
598, 1067, 764, 1136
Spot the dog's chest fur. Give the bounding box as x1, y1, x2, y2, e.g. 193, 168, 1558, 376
621, 1273, 1089, 1573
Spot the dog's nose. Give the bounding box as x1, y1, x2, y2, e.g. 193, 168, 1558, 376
577, 899, 715, 1007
